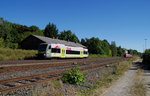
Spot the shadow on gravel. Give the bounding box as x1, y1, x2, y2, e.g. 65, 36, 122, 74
128, 62, 139, 70
143, 74, 150, 76
147, 84, 150, 88
24, 56, 60, 60
24, 56, 85, 60
137, 61, 150, 89
134, 61, 150, 71
139, 63, 150, 71
129, 67, 137, 70
24, 56, 39, 60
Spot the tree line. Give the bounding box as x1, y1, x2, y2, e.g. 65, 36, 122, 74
142, 49, 150, 66
0, 17, 141, 57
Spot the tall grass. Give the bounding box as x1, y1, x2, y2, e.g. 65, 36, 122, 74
130, 68, 146, 96
31, 80, 64, 96
82, 60, 133, 96
0, 48, 37, 60
88, 54, 111, 58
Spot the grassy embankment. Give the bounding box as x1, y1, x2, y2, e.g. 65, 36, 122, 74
88, 54, 111, 58
0, 48, 37, 60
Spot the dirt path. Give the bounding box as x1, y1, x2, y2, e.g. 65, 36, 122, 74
100, 60, 138, 96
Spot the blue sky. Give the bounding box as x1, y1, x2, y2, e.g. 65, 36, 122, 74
1, 0, 150, 52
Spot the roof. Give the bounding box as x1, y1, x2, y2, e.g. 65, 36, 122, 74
31, 35, 86, 48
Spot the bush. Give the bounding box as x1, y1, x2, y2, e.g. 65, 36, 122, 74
62, 66, 85, 84
142, 49, 150, 65
9, 43, 18, 49
18, 56, 23, 60
0, 38, 4, 48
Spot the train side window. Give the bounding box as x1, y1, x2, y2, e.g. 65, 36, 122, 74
51, 48, 60, 53
66, 50, 80, 55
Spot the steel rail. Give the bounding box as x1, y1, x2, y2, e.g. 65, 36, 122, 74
0, 58, 124, 73
0, 58, 126, 93
0, 59, 122, 85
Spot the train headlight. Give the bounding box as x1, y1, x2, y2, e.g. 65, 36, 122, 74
46, 53, 50, 56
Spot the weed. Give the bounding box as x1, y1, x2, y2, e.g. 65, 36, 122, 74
81, 60, 133, 96
131, 76, 146, 96
137, 68, 144, 75
18, 56, 23, 60
31, 81, 63, 96
62, 66, 85, 84
53, 80, 60, 88
131, 67, 146, 96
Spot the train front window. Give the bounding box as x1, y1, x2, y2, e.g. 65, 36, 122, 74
38, 45, 47, 51
84, 51, 88, 54
51, 48, 60, 53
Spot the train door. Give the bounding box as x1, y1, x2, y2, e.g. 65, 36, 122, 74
45, 45, 51, 58
61, 48, 65, 58
47, 45, 51, 54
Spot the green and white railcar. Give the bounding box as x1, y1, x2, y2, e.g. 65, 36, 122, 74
38, 43, 88, 58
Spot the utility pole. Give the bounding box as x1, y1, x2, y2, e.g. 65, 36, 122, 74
143, 44, 144, 53
144, 39, 147, 51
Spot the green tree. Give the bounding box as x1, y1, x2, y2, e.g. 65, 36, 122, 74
44, 23, 58, 38
86, 37, 104, 54
0, 21, 12, 47
110, 41, 117, 57
81, 38, 86, 46
0, 17, 45, 48
128, 49, 141, 56
101, 40, 111, 56
59, 30, 79, 43
17, 25, 30, 33
0, 38, 4, 47
142, 49, 150, 66
29, 25, 39, 32
117, 46, 124, 57
71, 34, 79, 43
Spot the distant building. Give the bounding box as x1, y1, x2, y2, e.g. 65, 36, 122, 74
20, 35, 85, 50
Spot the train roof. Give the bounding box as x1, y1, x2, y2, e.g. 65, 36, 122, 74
32, 35, 86, 48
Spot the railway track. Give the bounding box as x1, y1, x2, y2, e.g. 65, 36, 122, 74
0, 58, 123, 73
0, 58, 121, 66
0, 58, 126, 94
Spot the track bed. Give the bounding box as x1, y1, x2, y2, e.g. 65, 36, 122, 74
0, 57, 128, 95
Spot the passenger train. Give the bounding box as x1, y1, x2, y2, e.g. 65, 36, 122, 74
124, 53, 132, 58
38, 43, 88, 58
